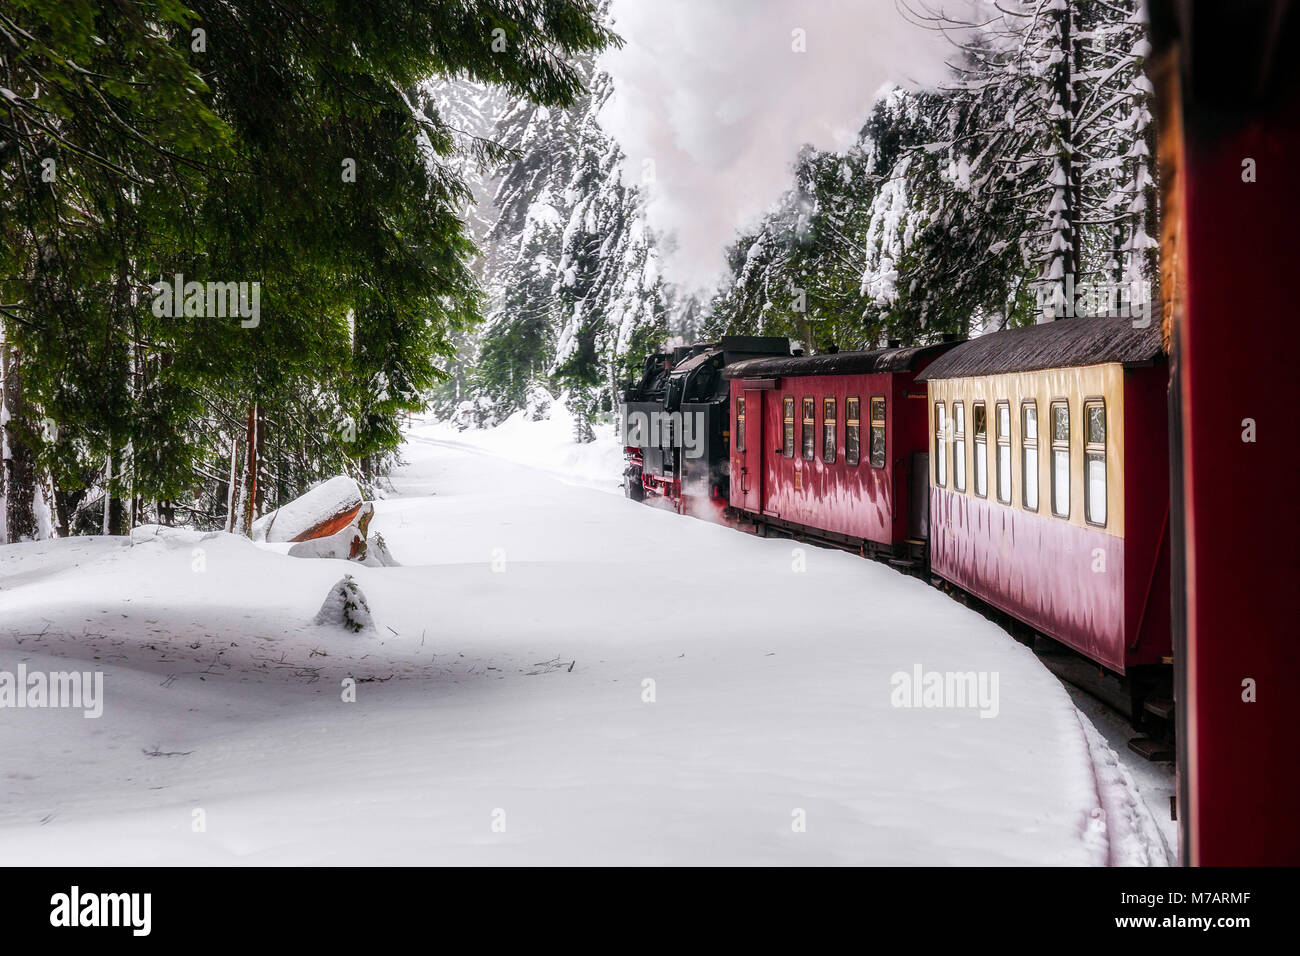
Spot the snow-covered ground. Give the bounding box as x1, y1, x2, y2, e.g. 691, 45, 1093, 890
418, 400, 625, 490
0, 413, 1169, 865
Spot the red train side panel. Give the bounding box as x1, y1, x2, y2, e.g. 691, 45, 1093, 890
723, 345, 954, 551
929, 488, 1128, 670
753, 372, 904, 545
1152, 0, 1300, 865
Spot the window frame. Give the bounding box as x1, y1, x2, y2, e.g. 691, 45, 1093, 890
1083, 398, 1107, 528
1050, 399, 1070, 519
995, 401, 1012, 505
972, 400, 988, 498
952, 400, 967, 493
801, 396, 815, 461
868, 395, 887, 469
736, 395, 745, 453
846, 397, 861, 467
782, 397, 794, 459
1021, 400, 1039, 513
822, 396, 837, 464
933, 401, 947, 487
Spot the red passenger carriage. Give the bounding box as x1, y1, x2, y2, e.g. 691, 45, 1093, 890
917, 318, 1170, 678
723, 343, 957, 563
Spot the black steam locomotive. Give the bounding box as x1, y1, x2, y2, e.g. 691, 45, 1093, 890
619, 336, 789, 513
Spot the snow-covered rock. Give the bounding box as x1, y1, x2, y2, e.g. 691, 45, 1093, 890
252, 476, 400, 566
359, 531, 399, 568
288, 521, 367, 562
253, 476, 365, 543
283, 499, 399, 565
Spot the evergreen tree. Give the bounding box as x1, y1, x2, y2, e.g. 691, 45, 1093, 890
455, 57, 668, 437
1, 0, 617, 539
897, 0, 1158, 325
710, 1, 1158, 349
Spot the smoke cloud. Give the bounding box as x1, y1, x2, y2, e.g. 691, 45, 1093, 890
599, 0, 969, 291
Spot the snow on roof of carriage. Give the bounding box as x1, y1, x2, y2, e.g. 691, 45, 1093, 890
724, 341, 959, 379
917, 317, 1165, 382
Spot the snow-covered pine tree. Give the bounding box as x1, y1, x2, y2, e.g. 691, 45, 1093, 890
551, 68, 668, 441
468, 85, 583, 418
854, 82, 1036, 337
409, 79, 512, 421
667, 290, 706, 343
894, 0, 1159, 325
1077, 2, 1159, 314
708, 1, 1157, 347
708, 150, 833, 344
709, 120, 913, 349
449, 56, 668, 438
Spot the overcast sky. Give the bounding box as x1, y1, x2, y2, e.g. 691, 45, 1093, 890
598, 0, 968, 292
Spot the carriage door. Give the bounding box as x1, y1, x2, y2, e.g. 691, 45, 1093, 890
908, 452, 929, 539
740, 389, 764, 512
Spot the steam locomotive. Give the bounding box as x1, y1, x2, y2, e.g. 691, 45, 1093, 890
619, 336, 788, 516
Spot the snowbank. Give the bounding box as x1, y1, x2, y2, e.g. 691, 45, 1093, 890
0, 423, 1165, 865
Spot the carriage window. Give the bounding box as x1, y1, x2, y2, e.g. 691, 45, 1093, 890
934, 402, 947, 486
801, 397, 815, 460
1051, 401, 1070, 518
846, 397, 861, 466
1085, 400, 1106, 527
782, 397, 794, 458
1021, 401, 1038, 511
972, 401, 988, 497
736, 396, 745, 453
996, 402, 1012, 504
822, 397, 837, 464
869, 396, 886, 468
953, 401, 967, 492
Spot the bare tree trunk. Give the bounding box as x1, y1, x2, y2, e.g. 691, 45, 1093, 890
243, 403, 258, 535
255, 404, 266, 516
224, 436, 239, 533
1, 336, 39, 542
102, 454, 112, 535
53, 487, 70, 537
103, 444, 127, 534
606, 355, 619, 439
